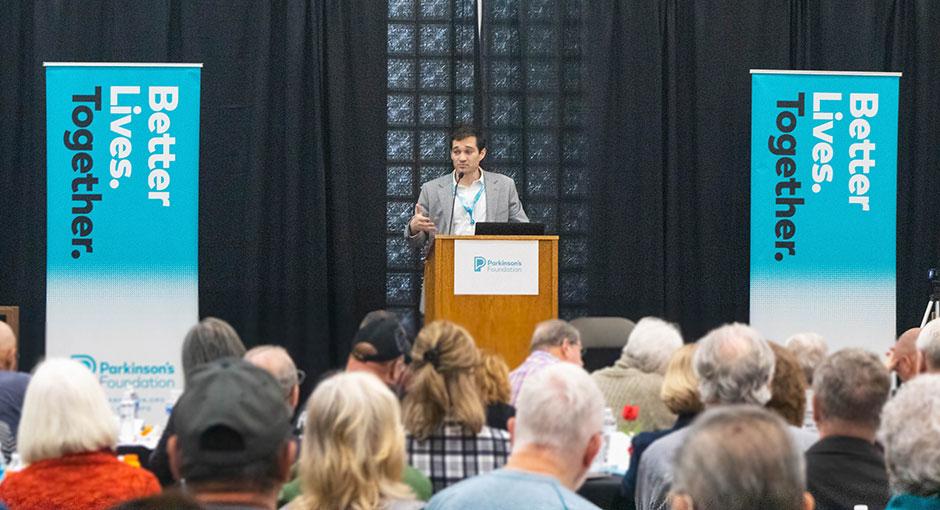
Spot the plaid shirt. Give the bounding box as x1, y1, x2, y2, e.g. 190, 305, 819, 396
406, 420, 510, 493
508, 350, 560, 406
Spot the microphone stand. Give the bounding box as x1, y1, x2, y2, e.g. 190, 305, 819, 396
447, 171, 464, 235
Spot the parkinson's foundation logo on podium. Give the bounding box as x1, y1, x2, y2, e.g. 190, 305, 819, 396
455, 240, 539, 295
472, 256, 524, 273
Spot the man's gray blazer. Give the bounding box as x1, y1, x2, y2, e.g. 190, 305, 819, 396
403, 170, 529, 252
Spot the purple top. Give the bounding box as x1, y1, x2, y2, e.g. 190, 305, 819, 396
508, 350, 559, 406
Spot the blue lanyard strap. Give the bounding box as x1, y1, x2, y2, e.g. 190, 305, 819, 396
455, 181, 485, 225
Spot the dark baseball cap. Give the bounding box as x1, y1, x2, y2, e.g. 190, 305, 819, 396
350, 310, 411, 363
172, 358, 291, 479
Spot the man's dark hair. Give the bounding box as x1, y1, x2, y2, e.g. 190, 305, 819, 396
181, 317, 246, 381
109, 491, 205, 510
451, 125, 485, 150
184, 448, 284, 495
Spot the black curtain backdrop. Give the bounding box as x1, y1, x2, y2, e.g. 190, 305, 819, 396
0, 0, 387, 397
585, 0, 940, 342
3, 0, 940, 382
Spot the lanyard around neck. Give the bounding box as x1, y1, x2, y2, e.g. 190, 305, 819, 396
455, 180, 485, 225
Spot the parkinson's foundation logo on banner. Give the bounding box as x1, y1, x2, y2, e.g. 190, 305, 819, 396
71, 353, 97, 372
71, 353, 177, 391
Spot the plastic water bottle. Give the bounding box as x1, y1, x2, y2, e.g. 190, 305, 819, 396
601, 407, 617, 469
7, 453, 22, 473
118, 389, 140, 444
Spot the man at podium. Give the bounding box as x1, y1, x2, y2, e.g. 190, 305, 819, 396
404, 125, 529, 250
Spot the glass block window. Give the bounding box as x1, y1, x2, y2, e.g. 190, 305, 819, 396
387, 0, 480, 332
483, 0, 588, 318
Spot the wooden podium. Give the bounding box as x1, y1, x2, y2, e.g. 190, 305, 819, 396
424, 235, 559, 368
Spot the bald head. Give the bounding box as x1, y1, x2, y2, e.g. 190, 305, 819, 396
244, 345, 301, 412
897, 328, 920, 357
0, 322, 16, 371
888, 328, 921, 383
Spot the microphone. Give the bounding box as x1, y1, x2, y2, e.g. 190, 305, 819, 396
447, 171, 464, 235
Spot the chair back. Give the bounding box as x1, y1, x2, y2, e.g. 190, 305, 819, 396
570, 316, 635, 372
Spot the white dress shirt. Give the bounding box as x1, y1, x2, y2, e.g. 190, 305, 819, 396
450, 169, 486, 235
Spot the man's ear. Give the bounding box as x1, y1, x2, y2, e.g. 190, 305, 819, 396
802, 491, 815, 510
167, 435, 183, 482
507, 417, 516, 445
582, 432, 602, 469
278, 440, 298, 482
478, 147, 487, 162
671, 493, 693, 510
289, 385, 300, 411
811, 393, 823, 424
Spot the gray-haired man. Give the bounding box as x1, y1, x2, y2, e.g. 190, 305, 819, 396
508, 319, 584, 405
427, 363, 603, 510
636, 323, 815, 510
806, 349, 891, 510
671, 406, 813, 510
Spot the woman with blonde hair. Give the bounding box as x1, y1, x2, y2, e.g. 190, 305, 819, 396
403, 321, 510, 492
477, 351, 514, 430
289, 371, 422, 510
0, 358, 160, 509
621, 343, 703, 500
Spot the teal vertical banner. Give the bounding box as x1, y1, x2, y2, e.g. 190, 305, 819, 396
750, 70, 898, 353
45, 63, 201, 431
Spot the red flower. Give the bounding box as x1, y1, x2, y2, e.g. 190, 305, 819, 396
622, 405, 640, 421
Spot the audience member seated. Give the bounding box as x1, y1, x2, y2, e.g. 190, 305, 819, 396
887, 327, 921, 384
670, 406, 813, 510
109, 491, 205, 510
0, 321, 28, 462
878, 374, 940, 510
767, 342, 819, 449
622, 344, 703, 501
591, 316, 683, 432
636, 323, 809, 510
0, 358, 160, 509
427, 363, 605, 510
278, 369, 432, 507
285, 372, 423, 510
244, 345, 303, 414
806, 349, 891, 510
785, 332, 828, 386
785, 332, 828, 430
150, 316, 247, 486
509, 319, 583, 405
345, 310, 412, 395
403, 321, 510, 492
478, 351, 515, 431
918, 319, 940, 374
166, 359, 296, 510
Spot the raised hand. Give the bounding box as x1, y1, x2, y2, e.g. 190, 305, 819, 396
409, 203, 437, 235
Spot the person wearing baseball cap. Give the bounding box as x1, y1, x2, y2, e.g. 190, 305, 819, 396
345, 310, 412, 391
167, 358, 297, 510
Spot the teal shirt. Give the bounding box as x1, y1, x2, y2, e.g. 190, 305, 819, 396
427, 469, 600, 510
887, 494, 940, 510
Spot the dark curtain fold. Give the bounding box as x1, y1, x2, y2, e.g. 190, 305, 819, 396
586, 0, 940, 340
0, 0, 387, 395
